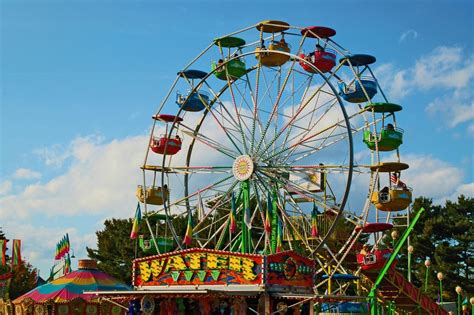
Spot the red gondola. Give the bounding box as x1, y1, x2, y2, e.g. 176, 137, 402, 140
299, 49, 337, 73
357, 248, 395, 272
150, 115, 183, 155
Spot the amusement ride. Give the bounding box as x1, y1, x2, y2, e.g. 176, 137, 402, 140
125, 20, 446, 314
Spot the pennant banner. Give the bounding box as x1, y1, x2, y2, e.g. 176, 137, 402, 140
12, 239, 21, 266
54, 234, 70, 260
0, 240, 6, 266
229, 192, 237, 234
130, 203, 142, 240
311, 204, 319, 237
183, 212, 193, 246
264, 193, 272, 234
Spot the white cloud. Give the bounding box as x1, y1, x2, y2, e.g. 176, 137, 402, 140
426, 91, 474, 128
413, 47, 473, 90
374, 46, 474, 130
1, 222, 97, 278
468, 123, 474, 134
13, 168, 42, 180
0, 180, 12, 195
0, 135, 147, 220
33, 144, 72, 167
399, 29, 418, 43
448, 182, 474, 199
400, 154, 470, 202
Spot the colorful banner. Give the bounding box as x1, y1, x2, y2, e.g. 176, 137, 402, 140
183, 212, 193, 246
54, 234, 70, 260
12, 239, 21, 266
0, 240, 6, 266
133, 248, 263, 287
266, 251, 314, 290
130, 203, 141, 239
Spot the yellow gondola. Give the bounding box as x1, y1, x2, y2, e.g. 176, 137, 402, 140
136, 185, 169, 205
255, 39, 290, 67
371, 187, 412, 211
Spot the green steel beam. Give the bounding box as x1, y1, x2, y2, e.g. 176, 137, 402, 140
368, 207, 426, 315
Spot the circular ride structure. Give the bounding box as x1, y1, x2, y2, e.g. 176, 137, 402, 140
138, 20, 411, 283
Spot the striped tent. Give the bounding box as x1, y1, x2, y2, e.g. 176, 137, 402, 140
13, 260, 130, 315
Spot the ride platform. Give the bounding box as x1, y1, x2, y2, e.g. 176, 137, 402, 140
362, 268, 448, 315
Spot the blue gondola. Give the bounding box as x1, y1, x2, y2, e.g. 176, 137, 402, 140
320, 302, 368, 314
322, 273, 359, 281
176, 70, 209, 112
176, 91, 209, 112
339, 54, 378, 103
339, 77, 378, 103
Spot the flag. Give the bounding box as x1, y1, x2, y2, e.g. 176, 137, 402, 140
311, 204, 319, 237
276, 218, 283, 253
65, 233, 70, 254
391, 172, 407, 189
390, 172, 398, 185
183, 212, 193, 246
229, 192, 237, 234
264, 194, 272, 234
64, 253, 71, 275
11, 239, 21, 266
59, 236, 66, 259
130, 203, 142, 239
0, 240, 6, 266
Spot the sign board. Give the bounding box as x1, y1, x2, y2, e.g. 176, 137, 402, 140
266, 251, 314, 290
133, 248, 263, 287
287, 172, 324, 194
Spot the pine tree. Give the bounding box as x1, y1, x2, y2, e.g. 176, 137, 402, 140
384, 196, 473, 301
86, 218, 136, 284
0, 228, 37, 300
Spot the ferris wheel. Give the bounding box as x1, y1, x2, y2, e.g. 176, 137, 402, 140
137, 20, 412, 278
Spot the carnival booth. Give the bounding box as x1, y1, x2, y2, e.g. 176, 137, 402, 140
92, 249, 315, 315
12, 260, 130, 315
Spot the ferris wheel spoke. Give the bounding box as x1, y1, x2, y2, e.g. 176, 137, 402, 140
223, 74, 251, 154
187, 85, 246, 156
274, 73, 315, 157
256, 79, 333, 160
263, 102, 351, 164
278, 92, 338, 147
180, 128, 240, 159
155, 174, 236, 229
249, 62, 262, 155
162, 165, 233, 175
191, 179, 240, 234
226, 82, 256, 142
279, 122, 342, 165
279, 117, 364, 166
253, 57, 299, 156
256, 169, 335, 213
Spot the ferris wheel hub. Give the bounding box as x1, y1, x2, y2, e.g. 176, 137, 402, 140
232, 155, 254, 181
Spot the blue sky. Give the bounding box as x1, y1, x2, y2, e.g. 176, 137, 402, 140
1, 0, 473, 278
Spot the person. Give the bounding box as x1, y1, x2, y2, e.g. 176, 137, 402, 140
175, 134, 181, 141
386, 123, 395, 131
216, 59, 224, 71
360, 244, 369, 256
315, 43, 323, 52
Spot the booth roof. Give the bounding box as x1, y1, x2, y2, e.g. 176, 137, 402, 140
13, 268, 130, 304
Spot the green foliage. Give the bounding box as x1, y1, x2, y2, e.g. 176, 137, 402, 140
86, 218, 136, 285
9, 262, 37, 300
386, 195, 473, 301
0, 228, 37, 300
